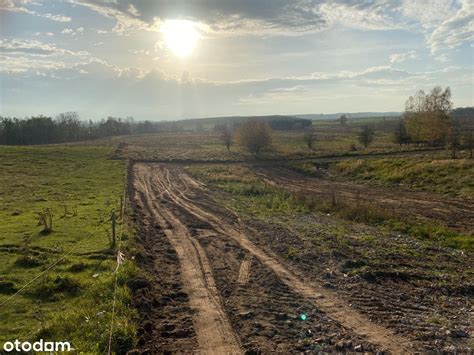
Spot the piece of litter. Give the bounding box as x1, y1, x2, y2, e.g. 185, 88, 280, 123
115, 251, 125, 272
92, 273, 99, 278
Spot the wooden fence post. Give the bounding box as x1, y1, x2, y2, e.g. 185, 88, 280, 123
111, 210, 116, 248
120, 196, 123, 220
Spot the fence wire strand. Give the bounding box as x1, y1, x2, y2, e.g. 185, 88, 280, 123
107, 180, 128, 355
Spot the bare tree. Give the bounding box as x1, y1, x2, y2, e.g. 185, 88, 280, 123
358, 125, 375, 148
219, 123, 233, 151
339, 114, 348, 127
393, 119, 410, 146
447, 131, 461, 159
236, 119, 272, 156
462, 129, 473, 159
303, 128, 316, 150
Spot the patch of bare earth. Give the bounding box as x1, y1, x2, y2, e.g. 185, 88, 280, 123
130, 163, 423, 353
127, 187, 197, 353
243, 215, 473, 353
254, 165, 474, 235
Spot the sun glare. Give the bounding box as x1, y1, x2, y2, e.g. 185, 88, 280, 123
161, 20, 198, 58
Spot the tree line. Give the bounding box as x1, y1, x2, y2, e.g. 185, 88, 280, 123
0, 113, 312, 146
0, 113, 177, 145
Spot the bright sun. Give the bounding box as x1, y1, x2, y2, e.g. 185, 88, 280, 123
161, 20, 198, 58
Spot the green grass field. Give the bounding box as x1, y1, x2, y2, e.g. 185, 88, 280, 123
0, 145, 136, 353
290, 155, 474, 198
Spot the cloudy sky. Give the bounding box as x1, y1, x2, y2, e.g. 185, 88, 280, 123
1, 0, 473, 120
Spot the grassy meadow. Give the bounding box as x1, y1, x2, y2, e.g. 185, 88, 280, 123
290, 154, 474, 198
0, 145, 136, 352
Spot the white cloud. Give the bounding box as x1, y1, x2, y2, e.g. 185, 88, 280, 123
400, 0, 457, 28
427, 0, 474, 53
34, 31, 54, 37
318, 2, 400, 30
0, 39, 87, 56
61, 27, 84, 36
41, 13, 71, 22
0, 39, 90, 73
435, 53, 450, 62
0, 0, 71, 22
389, 50, 419, 64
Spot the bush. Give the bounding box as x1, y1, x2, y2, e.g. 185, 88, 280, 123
236, 119, 272, 156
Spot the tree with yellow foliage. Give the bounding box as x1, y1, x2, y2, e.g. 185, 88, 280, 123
236, 119, 272, 156
404, 87, 452, 145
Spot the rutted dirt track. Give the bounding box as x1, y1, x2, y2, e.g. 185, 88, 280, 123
254, 165, 474, 235
130, 163, 420, 353
133, 165, 240, 353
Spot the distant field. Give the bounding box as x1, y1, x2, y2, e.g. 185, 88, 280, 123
290, 154, 474, 198
115, 124, 420, 162
0, 145, 136, 352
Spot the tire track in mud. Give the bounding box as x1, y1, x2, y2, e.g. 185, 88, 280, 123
133, 166, 242, 354
136, 163, 413, 354
129, 190, 198, 352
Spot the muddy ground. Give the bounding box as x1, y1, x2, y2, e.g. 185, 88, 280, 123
128, 190, 197, 353
128, 162, 472, 354
253, 165, 474, 235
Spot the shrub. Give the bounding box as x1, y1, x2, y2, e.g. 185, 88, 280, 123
236, 119, 272, 156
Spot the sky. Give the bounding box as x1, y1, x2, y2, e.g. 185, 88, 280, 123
0, 0, 473, 121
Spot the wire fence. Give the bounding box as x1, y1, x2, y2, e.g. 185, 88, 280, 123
0, 169, 131, 353
0, 219, 107, 308
107, 181, 128, 354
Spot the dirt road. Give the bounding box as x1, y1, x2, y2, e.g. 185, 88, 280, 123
254, 165, 474, 234
133, 165, 241, 354
130, 163, 416, 353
